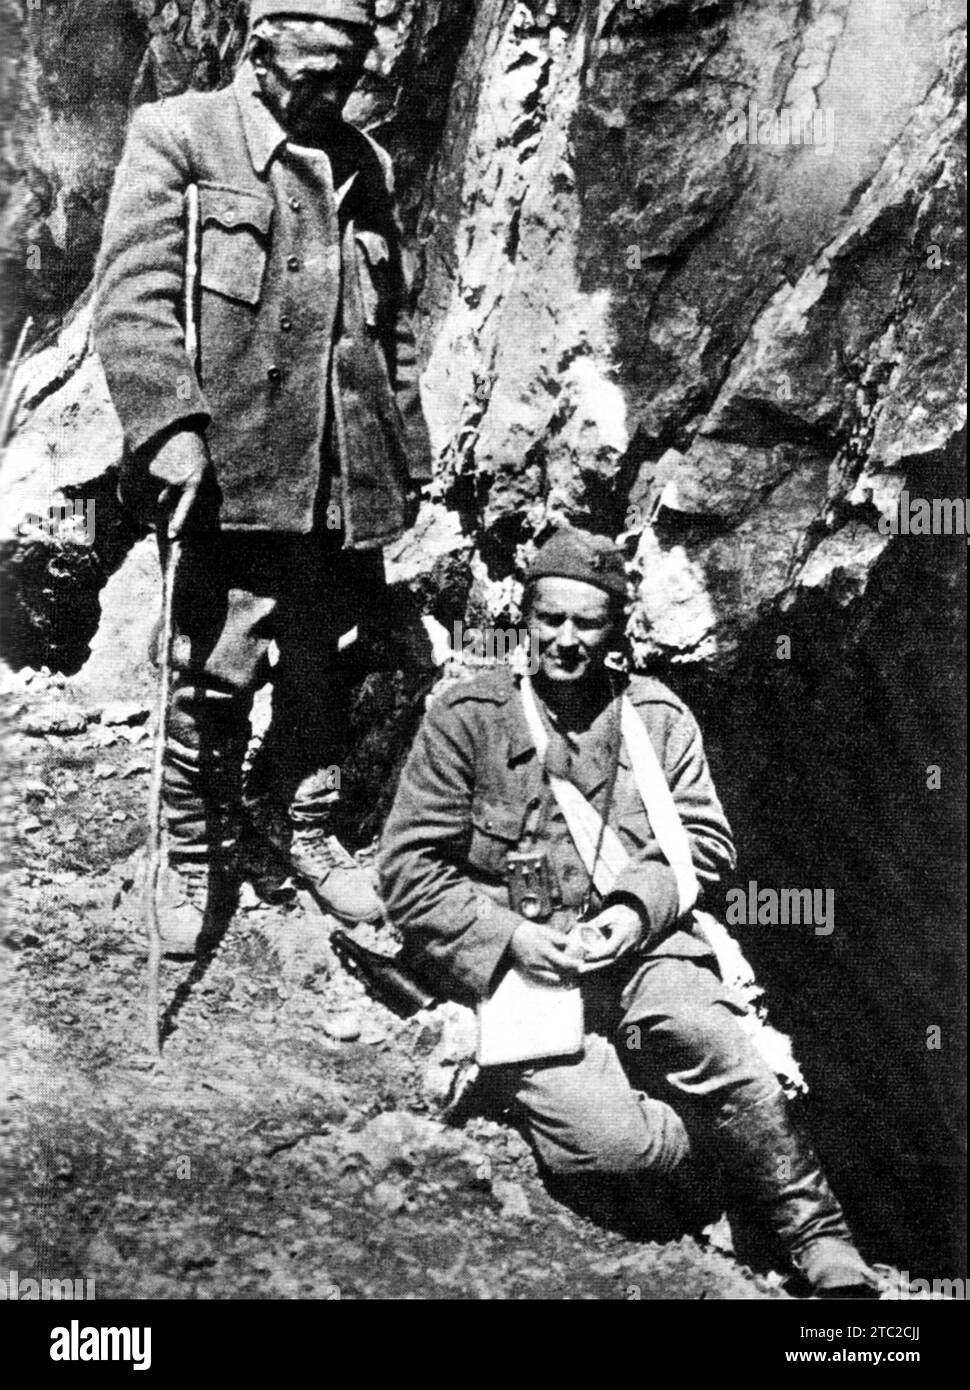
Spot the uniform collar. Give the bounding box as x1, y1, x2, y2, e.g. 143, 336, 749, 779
234, 61, 288, 176
507, 679, 537, 763
233, 60, 366, 183
507, 675, 630, 797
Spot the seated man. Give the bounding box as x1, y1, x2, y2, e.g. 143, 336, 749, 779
379, 525, 879, 1297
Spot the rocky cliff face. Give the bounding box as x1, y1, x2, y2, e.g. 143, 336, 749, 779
0, 0, 965, 1274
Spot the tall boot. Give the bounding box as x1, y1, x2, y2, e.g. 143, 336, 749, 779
153, 685, 247, 955
716, 1088, 881, 1297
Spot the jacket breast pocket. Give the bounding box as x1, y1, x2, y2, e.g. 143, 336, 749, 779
199, 185, 273, 307
467, 794, 526, 881
354, 230, 391, 330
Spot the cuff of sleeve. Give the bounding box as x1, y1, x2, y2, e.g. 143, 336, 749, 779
612, 861, 682, 945
112, 361, 210, 459
451, 896, 522, 1001
117, 414, 209, 525
142, 413, 209, 464
128, 405, 211, 461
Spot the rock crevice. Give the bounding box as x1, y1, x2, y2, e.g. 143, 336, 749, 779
0, 0, 964, 1274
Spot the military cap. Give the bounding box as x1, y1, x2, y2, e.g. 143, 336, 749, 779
249, 0, 376, 26
525, 526, 628, 601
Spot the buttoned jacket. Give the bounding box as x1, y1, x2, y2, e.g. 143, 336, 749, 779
378, 667, 737, 1004
93, 62, 431, 545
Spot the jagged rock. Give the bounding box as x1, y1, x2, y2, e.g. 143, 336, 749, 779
69, 537, 161, 707
321, 1011, 363, 1043
0, 0, 964, 1276
99, 701, 151, 727
369, 1180, 408, 1213
492, 1179, 532, 1221
20, 705, 88, 737
420, 1000, 478, 1105
344, 1109, 483, 1180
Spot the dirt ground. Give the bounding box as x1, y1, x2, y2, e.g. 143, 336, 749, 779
1, 665, 798, 1301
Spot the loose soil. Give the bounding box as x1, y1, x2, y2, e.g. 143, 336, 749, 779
1, 667, 790, 1300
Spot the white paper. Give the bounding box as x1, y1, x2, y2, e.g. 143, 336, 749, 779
476, 967, 584, 1066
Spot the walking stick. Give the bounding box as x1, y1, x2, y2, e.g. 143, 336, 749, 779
144, 183, 200, 1056
144, 534, 178, 1056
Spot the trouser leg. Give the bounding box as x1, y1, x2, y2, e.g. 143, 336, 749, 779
239, 538, 384, 923
161, 534, 274, 871
261, 539, 385, 831
495, 1032, 691, 1180
618, 956, 874, 1289
617, 955, 781, 1128
269, 627, 351, 831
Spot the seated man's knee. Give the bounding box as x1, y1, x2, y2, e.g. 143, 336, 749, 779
535, 1120, 651, 1177
518, 1035, 691, 1179
654, 1001, 756, 1072
531, 1096, 688, 1179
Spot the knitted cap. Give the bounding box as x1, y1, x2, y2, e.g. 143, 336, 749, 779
249, 0, 376, 26
525, 527, 628, 601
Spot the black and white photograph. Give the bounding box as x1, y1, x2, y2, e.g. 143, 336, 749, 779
0, 0, 965, 1346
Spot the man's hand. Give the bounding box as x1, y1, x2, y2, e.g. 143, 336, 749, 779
574, 902, 645, 975
147, 428, 210, 539
509, 919, 579, 986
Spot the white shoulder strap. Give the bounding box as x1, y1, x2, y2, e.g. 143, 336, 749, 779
519, 677, 627, 896
518, 684, 801, 1089
518, 680, 699, 918
620, 697, 699, 916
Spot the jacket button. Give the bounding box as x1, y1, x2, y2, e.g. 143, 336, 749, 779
280, 317, 293, 332
267, 366, 282, 384
289, 197, 302, 212
287, 255, 300, 271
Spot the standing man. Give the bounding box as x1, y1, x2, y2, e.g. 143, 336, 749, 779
94, 2, 432, 952
379, 527, 880, 1297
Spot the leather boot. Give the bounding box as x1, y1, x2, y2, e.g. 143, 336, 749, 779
163, 684, 249, 869
148, 688, 246, 954
147, 858, 235, 957
289, 823, 382, 924
716, 1089, 881, 1297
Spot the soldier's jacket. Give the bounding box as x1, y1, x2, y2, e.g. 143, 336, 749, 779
378, 666, 737, 1004
93, 61, 432, 547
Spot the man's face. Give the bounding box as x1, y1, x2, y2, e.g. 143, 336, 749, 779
527, 577, 619, 690
254, 19, 372, 133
